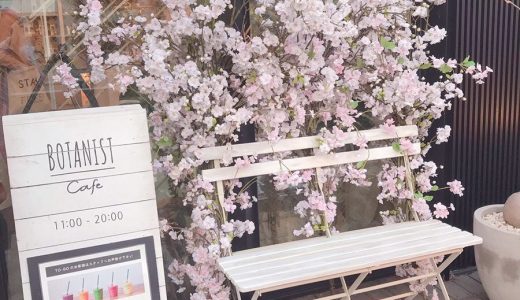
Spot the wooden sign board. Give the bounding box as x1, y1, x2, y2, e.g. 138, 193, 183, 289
3, 105, 166, 300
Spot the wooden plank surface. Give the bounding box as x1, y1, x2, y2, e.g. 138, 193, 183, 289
234, 235, 478, 292
7, 142, 152, 188
3, 106, 147, 157
203, 143, 421, 182
221, 221, 440, 269
11, 171, 155, 219
15, 199, 160, 251
219, 221, 482, 292
228, 224, 458, 277
197, 125, 418, 160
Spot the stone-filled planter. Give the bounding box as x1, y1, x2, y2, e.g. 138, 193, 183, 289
474, 204, 520, 300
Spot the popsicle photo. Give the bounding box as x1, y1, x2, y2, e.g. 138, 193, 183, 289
43, 250, 149, 300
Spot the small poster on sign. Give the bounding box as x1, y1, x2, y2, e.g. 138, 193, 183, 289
3, 105, 166, 300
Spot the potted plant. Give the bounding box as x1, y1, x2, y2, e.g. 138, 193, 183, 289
474, 193, 520, 300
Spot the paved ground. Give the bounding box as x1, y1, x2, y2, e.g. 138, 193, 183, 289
296, 269, 488, 300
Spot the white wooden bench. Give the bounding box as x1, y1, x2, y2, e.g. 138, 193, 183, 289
198, 125, 482, 300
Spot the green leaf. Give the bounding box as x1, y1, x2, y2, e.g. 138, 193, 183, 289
356, 57, 365, 68
392, 142, 401, 153
339, 86, 350, 94
308, 49, 316, 60
462, 57, 475, 68
414, 192, 424, 198
398, 57, 405, 65
431, 185, 439, 191
293, 74, 305, 85
350, 100, 359, 109
439, 64, 453, 74
380, 36, 396, 50
424, 195, 434, 201
356, 160, 367, 169
466, 61, 476, 68
419, 63, 432, 70
157, 136, 173, 149
247, 70, 258, 83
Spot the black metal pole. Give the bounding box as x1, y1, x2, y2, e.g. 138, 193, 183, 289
23, 46, 99, 114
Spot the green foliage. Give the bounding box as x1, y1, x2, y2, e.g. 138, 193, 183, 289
439, 64, 453, 74
339, 86, 350, 94
380, 36, 396, 50
462, 56, 476, 68
424, 195, 434, 201
356, 159, 367, 169
419, 63, 432, 70
157, 136, 173, 149
356, 57, 365, 68
415, 191, 434, 201
293, 73, 305, 85
392, 142, 401, 153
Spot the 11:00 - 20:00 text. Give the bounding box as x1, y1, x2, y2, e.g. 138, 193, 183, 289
53, 211, 124, 230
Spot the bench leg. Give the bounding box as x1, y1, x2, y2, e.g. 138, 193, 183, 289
339, 276, 351, 300
348, 272, 369, 294
234, 287, 242, 300
430, 251, 462, 300
251, 291, 260, 300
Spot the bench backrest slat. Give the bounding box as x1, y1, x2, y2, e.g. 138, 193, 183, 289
202, 143, 420, 182
197, 125, 418, 161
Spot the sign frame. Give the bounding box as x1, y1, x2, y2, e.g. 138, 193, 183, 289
3, 105, 166, 300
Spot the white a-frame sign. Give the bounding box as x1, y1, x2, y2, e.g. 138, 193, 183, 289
3, 105, 166, 300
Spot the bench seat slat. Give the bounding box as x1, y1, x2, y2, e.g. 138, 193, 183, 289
220, 220, 439, 268
229, 226, 462, 278
222, 223, 457, 273
217, 221, 482, 293
203, 143, 420, 182
197, 125, 419, 161
236, 232, 477, 292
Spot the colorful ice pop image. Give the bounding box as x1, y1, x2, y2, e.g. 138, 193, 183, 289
93, 288, 103, 300
108, 272, 118, 298
108, 285, 118, 298
123, 269, 134, 295
79, 291, 89, 300
79, 278, 89, 300
122, 281, 134, 296
62, 281, 73, 300
94, 274, 103, 300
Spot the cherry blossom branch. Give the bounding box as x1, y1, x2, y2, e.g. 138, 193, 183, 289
503, 0, 520, 10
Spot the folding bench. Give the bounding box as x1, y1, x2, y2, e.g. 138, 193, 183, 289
198, 125, 482, 300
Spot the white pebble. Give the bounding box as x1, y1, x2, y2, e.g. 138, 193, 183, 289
483, 212, 520, 233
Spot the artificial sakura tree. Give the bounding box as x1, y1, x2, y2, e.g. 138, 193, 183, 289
56, 0, 491, 299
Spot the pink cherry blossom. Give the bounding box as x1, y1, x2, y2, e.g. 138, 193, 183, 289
71, 0, 491, 297
433, 203, 449, 219
436, 125, 451, 144
447, 180, 465, 196
52, 63, 79, 98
